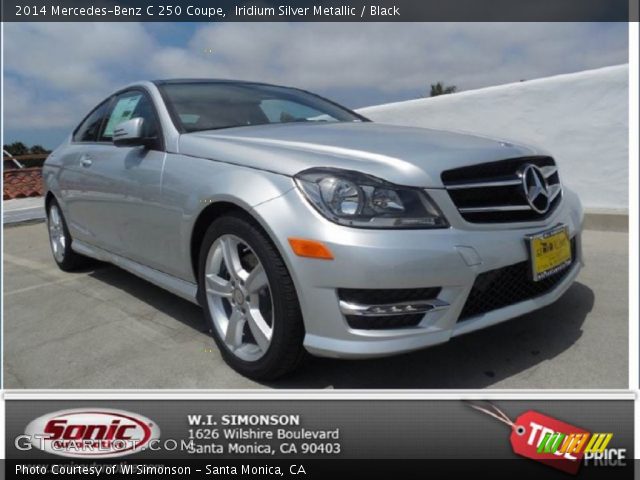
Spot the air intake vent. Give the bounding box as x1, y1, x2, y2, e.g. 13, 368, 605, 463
458, 237, 577, 321
441, 156, 562, 223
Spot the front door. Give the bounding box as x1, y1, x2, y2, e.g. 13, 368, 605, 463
76, 89, 167, 266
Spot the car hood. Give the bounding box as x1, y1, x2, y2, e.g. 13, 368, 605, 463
177, 122, 543, 188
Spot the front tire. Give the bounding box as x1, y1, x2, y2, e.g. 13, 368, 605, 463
46, 198, 90, 271
198, 214, 305, 380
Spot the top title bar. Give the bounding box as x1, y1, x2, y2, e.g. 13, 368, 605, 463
1, 0, 636, 22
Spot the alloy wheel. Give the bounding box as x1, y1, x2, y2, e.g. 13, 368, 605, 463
205, 234, 274, 362
48, 204, 66, 263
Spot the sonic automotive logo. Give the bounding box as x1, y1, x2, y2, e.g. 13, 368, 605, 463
18, 408, 160, 458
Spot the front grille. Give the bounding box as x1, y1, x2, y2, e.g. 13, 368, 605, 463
338, 287, 440, 330
458, 238, 576, 321
441, 156, 562, 223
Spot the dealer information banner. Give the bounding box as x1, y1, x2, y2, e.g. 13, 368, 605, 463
3, 399, 634, 478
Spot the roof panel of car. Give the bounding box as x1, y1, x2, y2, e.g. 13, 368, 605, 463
152, 79, 284, 88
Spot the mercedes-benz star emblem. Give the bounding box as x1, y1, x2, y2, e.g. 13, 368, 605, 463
520, 164, 550, 214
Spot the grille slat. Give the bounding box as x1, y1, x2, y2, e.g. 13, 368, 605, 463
442, 156, 562, 223
458, 238, 577, 321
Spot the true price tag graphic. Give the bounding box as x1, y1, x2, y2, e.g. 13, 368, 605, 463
510, 410, 589, 475
469, 403, 589, 475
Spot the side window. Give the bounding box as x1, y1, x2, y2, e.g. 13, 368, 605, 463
100, 91, 159, 142
73, 100, 111, 142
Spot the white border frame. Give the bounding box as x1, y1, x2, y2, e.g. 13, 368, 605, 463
628, 20, 639, 460
1, 19, 6, 459
3, 390, 636, 400
0, 20, 637, 461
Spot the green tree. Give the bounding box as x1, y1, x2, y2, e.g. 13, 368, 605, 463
429, 82, 458, 97
3, 142, 51, 157
29, 145, 49, 154
3, 141, 29, 156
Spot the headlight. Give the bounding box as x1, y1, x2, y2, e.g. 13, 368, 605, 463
294, 168, 448, 229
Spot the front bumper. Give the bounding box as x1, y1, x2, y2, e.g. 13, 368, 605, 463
253, 185, 584, 359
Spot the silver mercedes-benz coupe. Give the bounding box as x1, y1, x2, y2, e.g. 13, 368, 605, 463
44, 79, 583, 379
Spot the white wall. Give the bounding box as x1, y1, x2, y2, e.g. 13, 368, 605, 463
358, 65, 629, 212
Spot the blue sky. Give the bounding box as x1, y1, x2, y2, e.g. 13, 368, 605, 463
3, 22, 628, 149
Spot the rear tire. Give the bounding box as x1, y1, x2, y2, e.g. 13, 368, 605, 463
46, 198, 91, 271
198, 214, 305, 380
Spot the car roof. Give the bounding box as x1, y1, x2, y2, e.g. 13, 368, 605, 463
152, 79, 287, 88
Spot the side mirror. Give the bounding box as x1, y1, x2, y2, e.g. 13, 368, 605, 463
113, 118, 149, 148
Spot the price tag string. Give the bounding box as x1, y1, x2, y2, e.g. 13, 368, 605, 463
466, 401, 517, 430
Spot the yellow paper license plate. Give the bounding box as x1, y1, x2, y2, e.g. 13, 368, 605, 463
527, 225, 572, 281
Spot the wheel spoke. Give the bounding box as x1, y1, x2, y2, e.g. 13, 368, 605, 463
225, 309, 245, 349
220, 236, 246, 281
246, 309, 272, 352
245, 264, 268, 294
50, 207, 60, 227
205, 273, 233, 298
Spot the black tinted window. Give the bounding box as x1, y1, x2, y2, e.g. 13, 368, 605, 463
73, 100, 110, 142
101, 91, 159, 142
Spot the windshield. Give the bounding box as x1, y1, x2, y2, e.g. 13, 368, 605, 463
158, 82, 366, 133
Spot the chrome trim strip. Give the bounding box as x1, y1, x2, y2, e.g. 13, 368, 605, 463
459, 204, 532, 213
548, 183, 562, 201
446, 179, 521, 190
339, 298, 449, 317
446, 166, 557, 190
541, 165, 558, 178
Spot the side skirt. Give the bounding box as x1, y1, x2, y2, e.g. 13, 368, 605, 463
72, 240, 200, 305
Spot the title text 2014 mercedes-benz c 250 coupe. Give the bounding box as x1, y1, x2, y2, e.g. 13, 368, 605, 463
44, 80, 583, 380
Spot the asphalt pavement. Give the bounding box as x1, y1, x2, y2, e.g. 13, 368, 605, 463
2, 222, 628, 389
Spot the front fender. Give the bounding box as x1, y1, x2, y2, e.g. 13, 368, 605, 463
161, 153, 295, 281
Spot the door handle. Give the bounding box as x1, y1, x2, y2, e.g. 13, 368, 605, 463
80, 156, 93, 167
